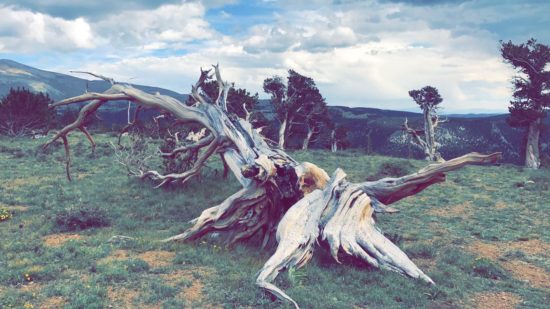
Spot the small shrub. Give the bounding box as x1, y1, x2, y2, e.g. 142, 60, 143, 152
470, 258, 508, 280
0, 207, 12, 221
97, 265, 129, 283
54, 205, 110, 232
124, 259, 150, 273
366, 161, 415, 181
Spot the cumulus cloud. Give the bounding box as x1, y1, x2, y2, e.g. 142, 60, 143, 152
94, 1, 216, 51
0, 5, 96, 52
2, 0, 547, 112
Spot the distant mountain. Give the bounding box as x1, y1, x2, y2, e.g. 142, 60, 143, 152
1, 59, 548, 164
443, 113, 505, 118
0, 59, 187, 105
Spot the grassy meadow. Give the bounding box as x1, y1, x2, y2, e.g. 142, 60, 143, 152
0, 134, 549, 308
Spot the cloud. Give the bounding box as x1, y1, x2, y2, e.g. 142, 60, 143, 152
242, 10, 363, 54
94, 2, 216, 51
2, 0, 547, 112
0, 5, 96, 52
0, 1, 220, 54
0, 0, 237, 19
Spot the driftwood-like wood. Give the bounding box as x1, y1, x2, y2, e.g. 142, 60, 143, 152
45, 65, 502, 309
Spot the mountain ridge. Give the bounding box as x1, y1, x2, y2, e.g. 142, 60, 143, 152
1, 59, 548, 164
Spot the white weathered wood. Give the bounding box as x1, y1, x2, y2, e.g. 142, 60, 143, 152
46, 65, 502, 309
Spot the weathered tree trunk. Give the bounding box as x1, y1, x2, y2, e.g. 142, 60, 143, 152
330, 129, 337, 152
366, 128, 373, 155
44, 66, 501, 309
525, 118, 541, 169
278, 116, 288, 149
403, 113, 444, 162
302, 126, 314, 150
423, 109, 437, 160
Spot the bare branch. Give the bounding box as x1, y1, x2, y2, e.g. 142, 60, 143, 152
212, 63, 231, 111
141, 136, 222, 187
160, 133, 214, 158
361, 152, 502, 205
70, 71, 116, 85
191, 67, 212, 105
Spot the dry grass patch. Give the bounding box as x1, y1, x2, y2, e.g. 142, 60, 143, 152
107, 286, 139, 308
507, 239, 550, 256
470, 292, 522, 309
97, 249, 129, 264
43, 233, 83, 247
161, 267, 217, 306
137, 251, 176, 268
161, 267, 215, 285
0, 203, 29, 212
467, 239, 550, 261
428, 202, 473, 218
1, 176, 60, 190
41, 296, 66, 309
467, 241, 501, 261
467, 239, 550, 289
494, 201, 509, 210
19, 282, 41, 292
502, 260, 550, 289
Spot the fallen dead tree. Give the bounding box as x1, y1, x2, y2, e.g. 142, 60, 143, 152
43, 65, 501, 308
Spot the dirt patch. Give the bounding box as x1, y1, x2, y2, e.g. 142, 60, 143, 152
467, 241, 501, 260
41, 296, 66, 309
468, 240, 550, 289
181, 280, 205, 304
161, 267, 215, 285
43, 233, 83, 247
107, 286, 139, 308
507, 239, 550, 256
471, 292, 522, 309
97, 249, 129, 264
502, 260, 550, 289
466, 239, 550, 261
137, 251, 176, 268
161, 267, 216, 306
428, 202, 473, 218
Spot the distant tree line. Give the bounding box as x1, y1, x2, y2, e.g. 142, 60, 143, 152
2, 38, 548, 168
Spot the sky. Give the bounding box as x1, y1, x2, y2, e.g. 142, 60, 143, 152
0, 0, 548, 113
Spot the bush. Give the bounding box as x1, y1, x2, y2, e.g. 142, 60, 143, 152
54, 205, 110, 232
366, 161, 415, 181
470, 258, 508, 280
0, 87, 55, 136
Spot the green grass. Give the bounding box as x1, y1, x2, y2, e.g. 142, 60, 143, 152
0, 135, 549, 308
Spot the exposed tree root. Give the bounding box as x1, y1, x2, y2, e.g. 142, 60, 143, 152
255, 153, 501, 308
